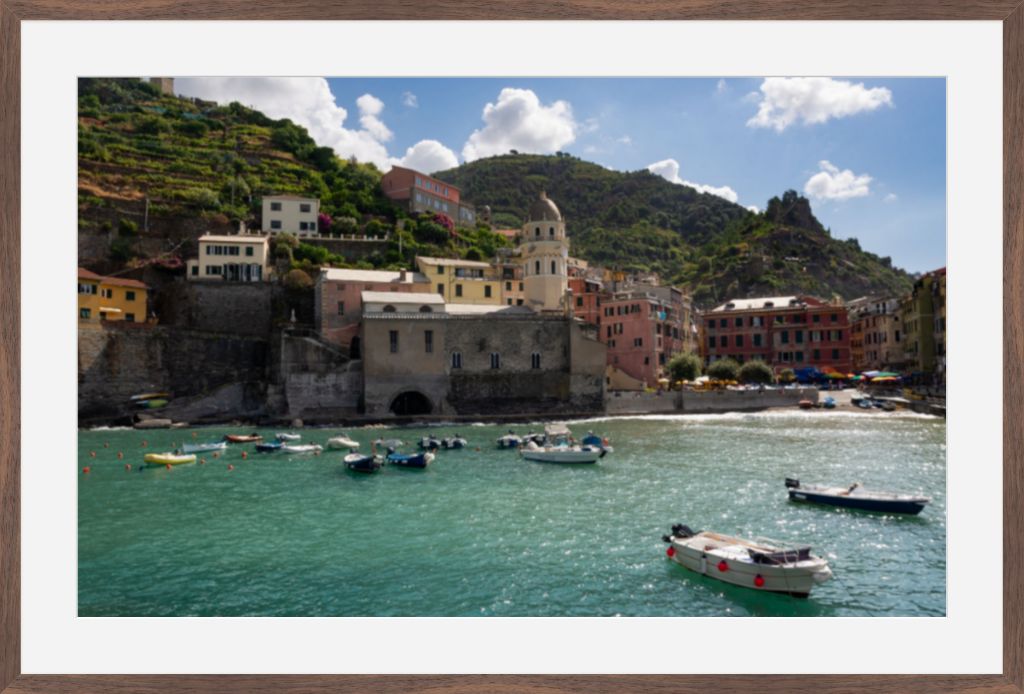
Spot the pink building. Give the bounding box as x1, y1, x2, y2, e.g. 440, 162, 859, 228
315, 268, 430, 355
600, 289, 690, 387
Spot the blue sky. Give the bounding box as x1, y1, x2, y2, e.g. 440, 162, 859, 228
175, 77, 946, 274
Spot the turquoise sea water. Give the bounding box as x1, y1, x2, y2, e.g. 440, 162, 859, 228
78, 410, 946, 617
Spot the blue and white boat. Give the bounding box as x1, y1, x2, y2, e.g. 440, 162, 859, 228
785, 478, 930, 515
496, 432, 523, 449
581, 431, 613, 454
418, 436, 442, 451
255, 441, 284, 453
387, 450, 434, 468
276, 432, 301, 442
181, 441, 228, 454
345, 452, 382, 473
442, 435, 467, 450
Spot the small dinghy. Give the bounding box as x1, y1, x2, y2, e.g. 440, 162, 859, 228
144, 452, 196, 466
785, 478, 930, 515
280, 444, 322, 455
798, 400, 814, 410
823, 396, 836, 409
373, 438, 404, 449
662, 524, 833, 597
255, 441, 284, 453
496, 432, 523, 449
224, 433, 262, 444
387, 450, 434, 468
275, 432, 301, 442
442, 435, 467, 450
520, 440, 604, 464
345, 452, 382, 473
181, 441, 227, 454
418, 436, 442, 451
326, 434, 360, 450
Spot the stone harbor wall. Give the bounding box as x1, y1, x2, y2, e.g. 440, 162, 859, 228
605, 387, 819, 416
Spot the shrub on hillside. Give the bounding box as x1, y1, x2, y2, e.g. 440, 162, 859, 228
176, 119, 209, 138
282, 269, 313, 290
135, 115, 172, 135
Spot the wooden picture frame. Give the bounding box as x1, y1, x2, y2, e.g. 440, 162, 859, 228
1, 2, 1018, 691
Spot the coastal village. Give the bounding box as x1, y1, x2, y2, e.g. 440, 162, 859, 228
78, 164, 946, 426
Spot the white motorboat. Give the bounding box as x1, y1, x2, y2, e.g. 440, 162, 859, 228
519, 439, 604, 464
276, 432, 301, 442
327, 435, 360, 450
662, 524, 833, 597
496, 432, 523, 449
280, 444, 322, 455
180, 441, 228, 454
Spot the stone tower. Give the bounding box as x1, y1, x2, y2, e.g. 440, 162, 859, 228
519, 191, 568, 312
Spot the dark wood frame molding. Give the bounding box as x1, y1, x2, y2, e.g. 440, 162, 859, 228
1, 2, 1020, 691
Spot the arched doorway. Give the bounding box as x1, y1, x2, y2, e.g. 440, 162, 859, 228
349, 336, 361, 360
390, 390, 432, 416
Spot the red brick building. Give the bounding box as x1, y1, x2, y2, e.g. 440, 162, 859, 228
702, 295, 852, 374
380, 165, 476, 226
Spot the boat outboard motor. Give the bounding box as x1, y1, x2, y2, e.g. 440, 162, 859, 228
670, 524, 698, 539
785, 478, 801, 489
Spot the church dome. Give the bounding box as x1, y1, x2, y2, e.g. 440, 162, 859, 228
528, 191, 562, 222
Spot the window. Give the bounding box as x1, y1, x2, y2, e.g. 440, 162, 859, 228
518, 282, 523, 291
751, 316, 763, 327
719, 319, 727, 328
736, 335, 744, 347
549, 227, 554, 237
389, 331, 399, 353
299, 222, 310, 231
535, 227, 541, 237
436, 283, 444, 295
490, 352, 501, 369
813, 314, 821, 323
634, 337, 643, 347
425, 330, 433, 353
795, 351, 804, 362
795, 330, 804, 344
576, 297, 583, 307
101, 288, 112, 299
270, 202, 282, 211
270, 220, 282, 230
831, 313, 838, 322
813, 349, 821, 361
451, 351, 462, 369
419, 305, 432, 313
531, 352, 541, 369
832, 349, 840, 360
383, 304, 396, 312
507, 299, 513, 305
300, 203, 311, 213
753, 334, 762, 347
735, 317, 742, 327
125, 313, 135, 323
720, 335, 728, 348
708, 336, 715, 349
505, 281, 512, 291
551, 260, 556, 275
337, 301, 345, 316
79, 308, 90, 319
126, 291, 136, 301
484, 286, 492, 298
455, 284, 463, 298
191, 266, 198, 277
781, 330, 789, 344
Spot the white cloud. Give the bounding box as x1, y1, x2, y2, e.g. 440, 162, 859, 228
462, 88, 578, 161
617, 135, 632, 146
394, 139, 459, 174
175, 77, 397, 168
356, 93, 393, 142
747, 77, 893, 132
647, 158, 739, 204
402, 91, 418, 108
884, 193, 899, 203
804, 160, 873, 200
746, 205, 760, 213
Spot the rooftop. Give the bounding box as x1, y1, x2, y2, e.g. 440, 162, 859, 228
263, 194, 318, 202
712, 296, 808, 312
320, 268, 428, 284
361, 291, 446, 305
416, 256, 493, 269
446, 303, 534, 315
528, 191, 562, 223
78, 267, 148, 289
199, 234, 269, 244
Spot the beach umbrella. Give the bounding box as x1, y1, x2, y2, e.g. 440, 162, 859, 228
863, 370, 881, 378
825, 372, 846, 379
876, 371, 901, 378
871, 376, 899, 383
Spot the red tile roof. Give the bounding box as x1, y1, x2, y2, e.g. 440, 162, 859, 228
78, 267, 148, 289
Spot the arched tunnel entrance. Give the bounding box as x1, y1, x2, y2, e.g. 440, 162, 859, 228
389, 390, 433, 416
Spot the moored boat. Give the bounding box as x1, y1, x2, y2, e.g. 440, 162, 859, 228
520, 424, 606, 464
345, 452, 383, 473
326, 434, 360, 450
386, 450, 434, 468
275, 433, 301, 442
442, 435, 467, 450
662, 524, 833, 597
496, 432, 523, 449
143, 452, 196, 466
798, 399, 814, 410
181, 441, 227, 454
581, 431, 613, 454
224, 433, 263, 443
823, 396, 836, 409
418, 436, 442, 451
280, 444, 322, 455
255, 441, 284, 453
785, 478, 930, 515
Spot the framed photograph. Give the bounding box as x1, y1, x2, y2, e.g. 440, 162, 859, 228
2, 3, 1020, 692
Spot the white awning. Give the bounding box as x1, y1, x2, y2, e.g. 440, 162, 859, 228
99, 307, 122, 313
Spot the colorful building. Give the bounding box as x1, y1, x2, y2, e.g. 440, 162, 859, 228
416, 256, 502, 305
261, 194, 320, 237
495, 258, 526, 307
702, 295, 852, 375
380, 166, 476, 226
601, 288, 691, 387
848, 296, 903, 372
77, 268, 149, 323
186, 234, 272, 282
315, 267, 430, 352
899, 268, 945, 377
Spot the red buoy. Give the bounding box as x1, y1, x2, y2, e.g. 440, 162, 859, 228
212, 452, 219, 459
103, 442, 110, 448
227, 464, 235, 471
754, 574, 765, 588
241, 452, 248, 460
124, 463, 131, 471
89, 451, 96, 458
141, 440, 148, 447
717, 560, 729, 572
666, 546, 676, 557
117, 452, 124, 459
82, 467, 90, 474
165, 464, 172, 470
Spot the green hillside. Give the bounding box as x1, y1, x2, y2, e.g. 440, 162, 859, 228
77, 78, 506, 275
436, 155, 913, 307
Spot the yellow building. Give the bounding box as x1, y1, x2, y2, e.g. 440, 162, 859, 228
78, 268, 149, 323
415, 256, 502, 305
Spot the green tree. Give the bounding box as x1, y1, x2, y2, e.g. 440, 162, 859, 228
779, 368, 796, 383
667, 352, 702, 382
706, 358, 740, 382
738, 360, 774, 384
282, 268, 313, 290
